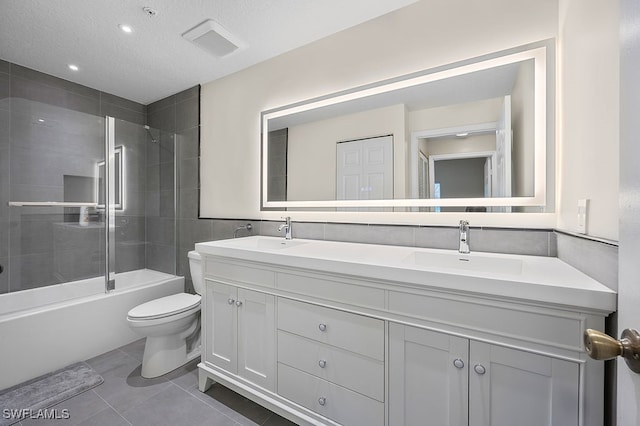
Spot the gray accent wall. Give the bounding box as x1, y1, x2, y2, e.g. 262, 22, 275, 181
147, 87, 200, 290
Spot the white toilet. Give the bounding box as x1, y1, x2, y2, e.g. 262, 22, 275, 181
127, 250, 204, 378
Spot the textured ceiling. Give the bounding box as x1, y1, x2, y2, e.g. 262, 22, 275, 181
0, 0, 417, 104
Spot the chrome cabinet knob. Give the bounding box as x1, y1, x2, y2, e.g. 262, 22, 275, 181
453, 358, 465, 369
227, 298, 235, 305
474, 364, 486, 375
235, 300, 243, 307
318, 323, 327, 332
318, 359, 327, 368
318, 397, 326, 406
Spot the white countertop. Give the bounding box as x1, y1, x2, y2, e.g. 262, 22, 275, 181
196, 236, 616, 314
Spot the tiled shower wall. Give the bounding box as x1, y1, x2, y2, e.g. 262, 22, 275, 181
0, 60, 151, 293
0, 59, 186, 293
146, 86, 199, 275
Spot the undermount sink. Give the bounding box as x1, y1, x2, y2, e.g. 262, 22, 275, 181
228, 237, 308, 250
404, 251, 524, 275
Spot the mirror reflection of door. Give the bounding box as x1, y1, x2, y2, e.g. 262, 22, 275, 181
336, 135, 393, 211
430, 152, 496, 212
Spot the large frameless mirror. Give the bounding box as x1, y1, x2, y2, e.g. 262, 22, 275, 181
261, 40, 555, 212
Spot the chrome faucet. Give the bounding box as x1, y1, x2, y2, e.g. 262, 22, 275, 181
278, 216, 292, 240
459, 220, 470, 254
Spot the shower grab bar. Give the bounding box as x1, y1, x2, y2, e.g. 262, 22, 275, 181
8, 201, 98, 207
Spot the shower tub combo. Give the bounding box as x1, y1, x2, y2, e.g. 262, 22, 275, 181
1, 109, 185, 390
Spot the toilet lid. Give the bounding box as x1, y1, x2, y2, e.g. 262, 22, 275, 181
128, 293, 201, 320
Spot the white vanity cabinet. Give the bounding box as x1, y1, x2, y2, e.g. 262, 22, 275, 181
203, 279, 276, 391
389, 324, 579, 426
196, 237, 616, 426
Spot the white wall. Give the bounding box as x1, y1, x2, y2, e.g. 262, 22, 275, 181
557, 0, 619, 240
511, 60, 536, 205
200, 0, 561, 226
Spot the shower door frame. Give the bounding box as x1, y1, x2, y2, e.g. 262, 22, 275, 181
105, 116, 116, 292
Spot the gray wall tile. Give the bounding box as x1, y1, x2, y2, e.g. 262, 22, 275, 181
101, 103, 145, 125
471, 228, 551, 256
175, 86, 199, 103
557, 232, 618, 291
324, 223, 415, 247
179, 158, 198, 189
100, 92, 146, 114
290, 222, 325, 240
147, 95, 176, 115
0, 72, 10, 102
177, 127, 200, 160
414, 226, 459, 250
0, 219, 7, 259
0, 257, 7, 294
148, 105, 175, 132
179, 189, 199, 219
146, 243, 175, 274
0, 59, 10, 74
176, 98, 199, 132
147, 216, 175, 246
179, 218, 214, 249
11, 64, 100, 100
211, 219, 258, 241
11, 74, 101, 115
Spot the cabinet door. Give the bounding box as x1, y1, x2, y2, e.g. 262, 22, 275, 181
205, 281, 237, 373
389, 323, 469, 426
468, 342, 579, 426
237, 288, 276, 391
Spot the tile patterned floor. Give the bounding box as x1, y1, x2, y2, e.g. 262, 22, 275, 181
16, 339, 297, 426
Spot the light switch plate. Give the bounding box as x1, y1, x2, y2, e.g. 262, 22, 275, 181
577, 199, 589, 234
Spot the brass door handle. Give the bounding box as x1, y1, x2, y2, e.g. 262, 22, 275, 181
584, 328, 640, 373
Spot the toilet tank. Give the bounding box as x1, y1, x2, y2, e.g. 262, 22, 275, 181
188, 251, 203, 295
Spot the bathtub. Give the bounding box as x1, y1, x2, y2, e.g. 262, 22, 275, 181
0, 269, 184, 390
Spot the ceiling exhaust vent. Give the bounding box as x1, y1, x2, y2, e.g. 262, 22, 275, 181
182, 20, 244, 58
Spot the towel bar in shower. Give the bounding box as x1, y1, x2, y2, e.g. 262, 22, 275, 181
7, 201, 98, 207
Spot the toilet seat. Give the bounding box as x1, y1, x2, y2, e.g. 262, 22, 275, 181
127, 293, 201, 320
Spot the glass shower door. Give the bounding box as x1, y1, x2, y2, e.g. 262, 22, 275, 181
5, 99, 106, 294
107, 117, 176, 289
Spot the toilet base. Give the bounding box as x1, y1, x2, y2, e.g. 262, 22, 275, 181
141, 335, 201, 378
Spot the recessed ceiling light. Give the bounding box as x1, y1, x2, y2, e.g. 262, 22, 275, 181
455, 132, 469, 138
68, 64, 79, 71
119, 24, 133, 33
37, 119, 45, 123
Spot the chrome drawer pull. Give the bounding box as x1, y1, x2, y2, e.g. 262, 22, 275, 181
453, 358, 465, 369
235, 300, 243, 307
474, 364, 486, 375
318, 397, 327, 406
227, 298, 235, 305
318, 359, 327, 368
318, 323, 327, 332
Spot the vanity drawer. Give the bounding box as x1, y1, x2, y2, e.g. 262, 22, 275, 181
277, 272, 385, 309
204, 258, 275, 288
277, 331, 384, 402
277, 298, 384, 361
278, 363, 384, 426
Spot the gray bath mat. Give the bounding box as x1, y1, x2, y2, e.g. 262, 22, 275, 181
0, 362, 103, 425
